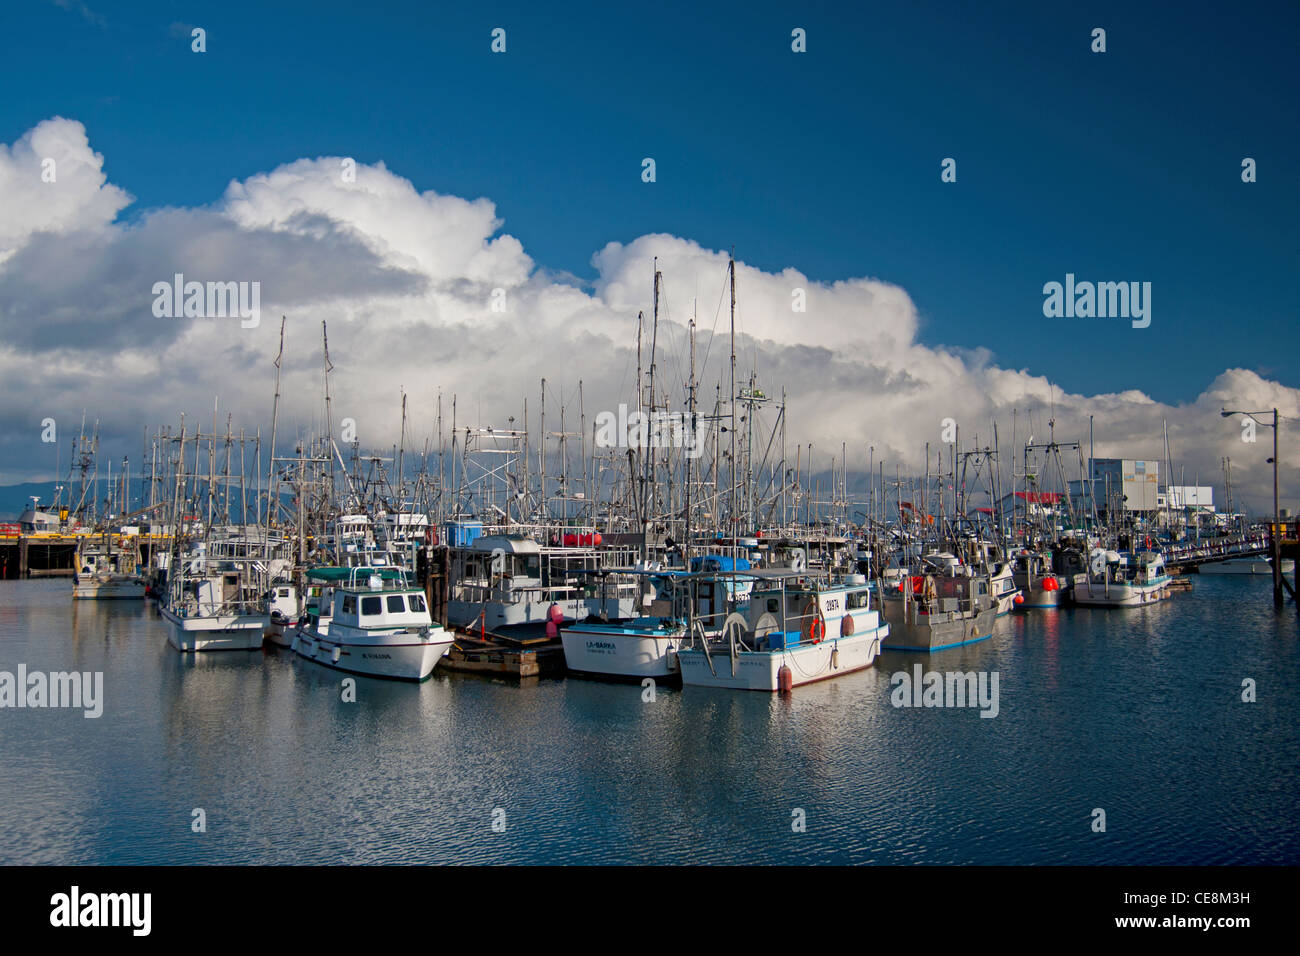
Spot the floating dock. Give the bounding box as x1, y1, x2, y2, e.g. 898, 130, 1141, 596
441, 628, 567, 678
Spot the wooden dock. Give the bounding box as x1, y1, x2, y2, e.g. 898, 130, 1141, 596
441, 628, 568, 678
0, 531, 170, 580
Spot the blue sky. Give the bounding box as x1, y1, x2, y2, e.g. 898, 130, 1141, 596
3, 0, 1298, 406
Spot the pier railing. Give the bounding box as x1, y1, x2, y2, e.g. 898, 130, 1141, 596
1161, 533, 1270, 569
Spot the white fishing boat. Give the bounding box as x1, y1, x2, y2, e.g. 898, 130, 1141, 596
447, 533, 638, 636
160, 567, 269, 651
160, 529, 274, 651
676, 573, 889, 692
291, 566, 452, 681
990, 561, 1023, 615
1072, 549, 1170, 607
264, 581, 299, 648
560, 556, 750, 680
72, 536, 146, 600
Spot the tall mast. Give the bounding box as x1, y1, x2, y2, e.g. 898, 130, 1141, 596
685, 302, 696, 568
728, 253, 737, 539
642, 260, 661, 559
265, 316, 286, 550
322, 320, 335, 511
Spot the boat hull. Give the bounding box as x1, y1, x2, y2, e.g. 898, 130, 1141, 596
1014, 583, 1068, 609
265, 621, 293, 648
560, 623, 684, 679
677, 624, 887, 691
291, 627, 453, 681
1071, 575, 1169, 607
880, 601, 998, 652
73, 579, 146, 600
160, 605, 270, 651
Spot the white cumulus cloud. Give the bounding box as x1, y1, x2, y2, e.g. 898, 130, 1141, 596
0, 118, 1294, 516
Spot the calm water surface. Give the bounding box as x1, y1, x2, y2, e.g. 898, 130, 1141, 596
1, 576, 1297, 864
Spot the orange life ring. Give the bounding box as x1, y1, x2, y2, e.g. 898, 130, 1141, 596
802, 600, 825, 644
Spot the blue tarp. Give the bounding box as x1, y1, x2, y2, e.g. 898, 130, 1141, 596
690, 554, 752, 572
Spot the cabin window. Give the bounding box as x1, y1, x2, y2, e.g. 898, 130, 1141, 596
387, 595, 406, 614
766, 598, 780, 614
278, 588, 290, 598
409, 594, 427, 613
361, 596, 382, 616
341, 595, 357, 615
848, 591, 869, 609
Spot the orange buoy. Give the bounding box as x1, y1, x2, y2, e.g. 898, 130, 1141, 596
777, 664, 793, 693
841, 613, 855, 637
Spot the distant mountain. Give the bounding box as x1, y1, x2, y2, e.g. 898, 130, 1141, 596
0, 482, 68, 519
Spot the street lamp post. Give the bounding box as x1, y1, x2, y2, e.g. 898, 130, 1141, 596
1222, 407, 1283, 608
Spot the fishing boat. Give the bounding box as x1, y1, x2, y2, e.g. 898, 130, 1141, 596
159, 539, 270, 652
291, 566, 452, 680
72, 536, 146, 600
879, 552, 999, 651
18, 497, 62, 535
990, 561, 1023, 615
560, 556, 750, 680
1072, 549, 1170, 607
264, 581, 300, 647
676, 572, 888, 691
446, 533, 638, 636
1010, 549, 1067, 608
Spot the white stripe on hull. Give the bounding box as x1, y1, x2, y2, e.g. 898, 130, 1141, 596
678, 625, 887, 692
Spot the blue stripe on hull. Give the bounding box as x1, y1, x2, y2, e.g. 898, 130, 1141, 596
883, 633, 993, 652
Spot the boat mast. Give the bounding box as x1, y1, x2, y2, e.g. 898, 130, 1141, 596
265, 316, 285, 551
641, 261, 662, 561
728, 253, 737, 544
685, 301, 696, 570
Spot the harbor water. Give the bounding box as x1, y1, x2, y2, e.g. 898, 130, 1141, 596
1, 576, 1297, 865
